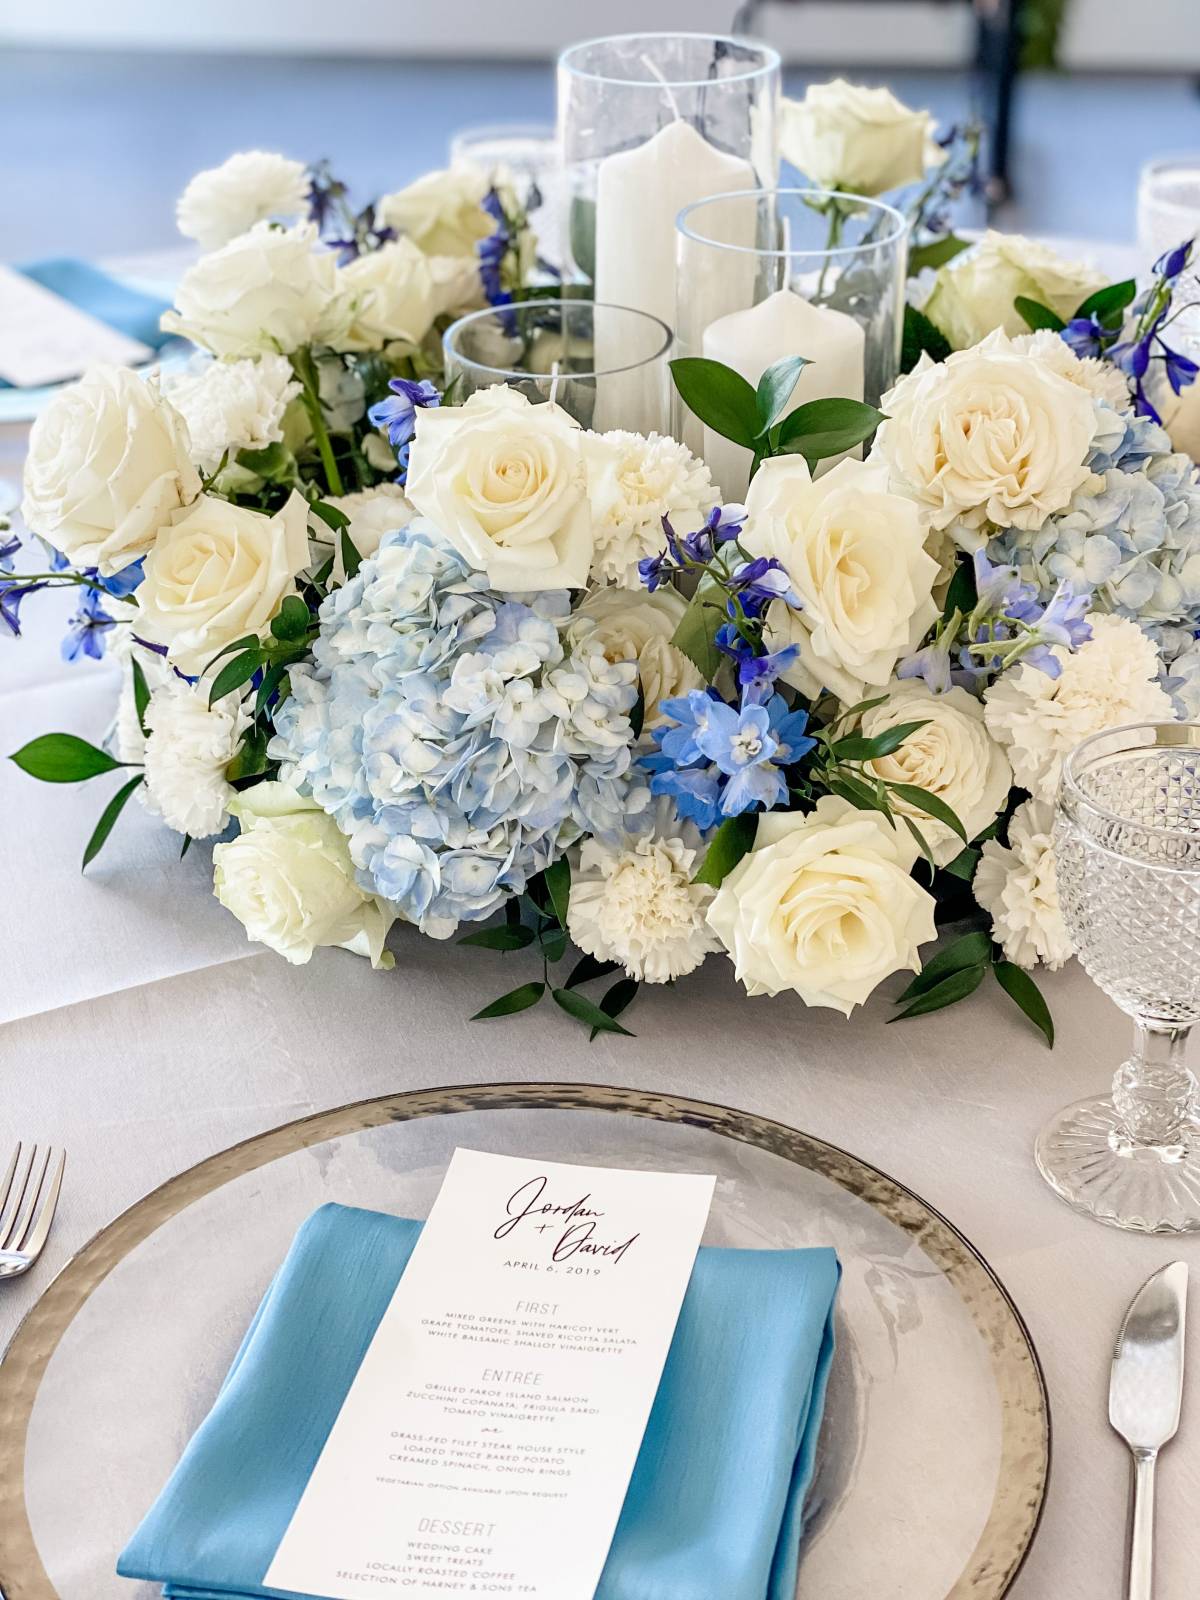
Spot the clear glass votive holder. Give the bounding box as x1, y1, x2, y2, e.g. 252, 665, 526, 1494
674, 187, 908, 498
442, 297, 673, 434
1138, 155, 1200, 348
557, 33, 781, 324
448, 122, 565, 277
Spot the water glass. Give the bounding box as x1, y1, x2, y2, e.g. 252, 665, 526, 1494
449, 122, 565, 275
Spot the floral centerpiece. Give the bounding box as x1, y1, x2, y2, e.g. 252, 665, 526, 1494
6, 87, 1200, 1044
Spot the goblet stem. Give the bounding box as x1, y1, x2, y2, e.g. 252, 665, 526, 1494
1111, 1022, 1197, 1154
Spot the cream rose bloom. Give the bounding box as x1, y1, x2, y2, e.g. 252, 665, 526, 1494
377, 165, 492, 258
924, 231, 1105, 350
859, 681, 1012, 865
780, 80, 941, 195
568, 586, 703, 729
175, 151, 310, 250
874, 331, 1098, 536
1165, 379, 1200, 462
742, 456, 939, 702
337, 238, 437, 353
707, 797, 937, 1014
974, 799, 1072, 970
214, 782, 394, 968
136, 490, 310, 674
405, 387, 593, 591
162, 222, 345, 359
21, 366, 201, 576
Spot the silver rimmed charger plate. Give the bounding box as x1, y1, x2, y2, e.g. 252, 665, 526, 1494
0, 1084, 1049, 1598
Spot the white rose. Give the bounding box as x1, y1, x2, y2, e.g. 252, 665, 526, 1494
141, 677, 249, 839
213, 782, 394, 967
377, 165, 493, 258
707, 797, 937, 1014
1164, 379, 1200, 461
779, 80, 941, 195
337, 238, 437, 353
21, 366, 201, 576
427, 253, 487, 320
743, 455, 939, 703
924, 231, 1106, 349
136, 490, 310, 674
569, 586, 703, 729
315, 483, 414, 581
162, 222, 346, 359
874, 330, 1098, 535
405, 387, 593, 591
176, 151, 310, 250
974, 799, 1072, 970
162, 352, 301, 473
858, 681, 1012, 864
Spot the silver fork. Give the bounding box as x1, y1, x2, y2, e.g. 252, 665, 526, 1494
0, 1144, 65, 1280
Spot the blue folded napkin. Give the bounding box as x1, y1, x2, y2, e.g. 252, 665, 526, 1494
119, 1202, 840, 1600
1, 259, 173, 389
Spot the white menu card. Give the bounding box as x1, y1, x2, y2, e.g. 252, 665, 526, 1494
0, 264, 154, 388
264, 1149, 715, 1600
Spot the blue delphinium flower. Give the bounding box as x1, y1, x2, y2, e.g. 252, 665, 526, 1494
714, 624, 799, 702
61, 587, 115, 662
725, 556, 800, 618
269, 521, 648, 936
97, 559, 144, 599
639, 505, 748, 591
368, 378, 441, 452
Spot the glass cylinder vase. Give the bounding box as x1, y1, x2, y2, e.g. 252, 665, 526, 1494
674, 187, 908, 499
448, 122, 565, 277
442, 297, 673, 434
557, 32, 781, 369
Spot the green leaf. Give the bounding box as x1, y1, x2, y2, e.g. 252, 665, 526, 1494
942, 555, 977, 621
896, 930, 992, 1003
901, 813, 937, 872
255, 661, 290, 716
340, 527, 362, 582
887, 782, 968, 843
754, 356, 810, 438
130, 657, 151, 738
226, 726, 270, 781
993, 960, 1055, 1048
889, 961, 986, 1021
236, 441, 292, 478
552, 986, 635, 1038
831, 721, 930, 763
269, 594, 312, 642
1074, 278, 1137, 327
81, 775, 143, 870
203, 633, 260, 675
901, 304, 952, 372
9, 733, 127, 784
669, 357, 759, 449
629, 690, 645, 741
540, 928, 568, 963
776, 398, 885, 467
669, 584, 725, 678
827, 770, 893, 817
908, 233, 972, 275
565, 953, 621, 989
208, 648, 262, 707
459, 925, 536, 951
589, 976, 640, 1039
942, 845, 980, 881
1014, 295, 1066, 333
543, 855, 570, 931
471, 981, 546, 1021
179, 833, 193, 859
693, 813, 758, 888
310, 499, 351, 534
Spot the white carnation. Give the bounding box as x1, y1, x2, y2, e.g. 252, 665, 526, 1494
141, 678, 249, 839
176, 151, 310, 251
567, 807, 720, 983
162, 353, 300, 473
583, 431, 718, 587
983, 614, 1175, 802
974, 800, 1073, 969
1011, 329, 1133, 413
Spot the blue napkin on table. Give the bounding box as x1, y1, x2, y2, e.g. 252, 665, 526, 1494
1, 259, 173, 388
118, 1202, 840, 1600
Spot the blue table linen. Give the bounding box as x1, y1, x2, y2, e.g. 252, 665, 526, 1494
118, 1202, 840, 1600
1, 259, 173, 388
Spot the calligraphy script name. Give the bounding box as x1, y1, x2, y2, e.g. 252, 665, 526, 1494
493, 1176, 640, 1265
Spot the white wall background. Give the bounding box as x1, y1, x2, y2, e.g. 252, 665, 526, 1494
0, 0, 1196, 69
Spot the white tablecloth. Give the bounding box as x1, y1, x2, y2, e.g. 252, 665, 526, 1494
3, 243, 1200, 1598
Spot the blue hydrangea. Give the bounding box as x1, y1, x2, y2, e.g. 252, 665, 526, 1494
987, 409, 1200, 633
269, 521, 648, 936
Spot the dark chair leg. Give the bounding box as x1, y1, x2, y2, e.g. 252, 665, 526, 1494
975, 0, 1021, 207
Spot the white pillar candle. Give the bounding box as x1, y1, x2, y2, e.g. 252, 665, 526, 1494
701, 288, 865, 501
593, 121, 754, 430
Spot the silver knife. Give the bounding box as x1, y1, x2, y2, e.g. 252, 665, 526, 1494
1109, 1262, 1188, 1600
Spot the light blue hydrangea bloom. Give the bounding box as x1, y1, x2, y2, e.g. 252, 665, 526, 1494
270, 521, 649, 937
987, 408, 1200, 633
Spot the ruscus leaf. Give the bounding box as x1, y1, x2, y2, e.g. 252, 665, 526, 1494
340, 527, 362, 582
552, 986, 635, 1038
992, 960, 1055, 1048
887, 782, 968, 843
1014, 295, 1065, 333
889, 962, 986, 1021
896, 931, 992, 1003
543, 855, 571, 932
9, 733, 126, 784
459, 926, 536, 951
669, 357, 759, 448
907, 233, 971, 275
831, 720, 930, 762
1074, 278, 1137, 327
754, 356, 810, 437
130, 657, 151, 738
471, 982, 546, 1021
208, 649, 262, 707
776, 398, 886, 466
81, 775, 143, 870
565, 953, 621, 989
693, 813, 758, 888
310, 499, 351, 533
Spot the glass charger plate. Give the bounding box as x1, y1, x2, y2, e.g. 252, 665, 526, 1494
0, 1084, 1049, 1599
